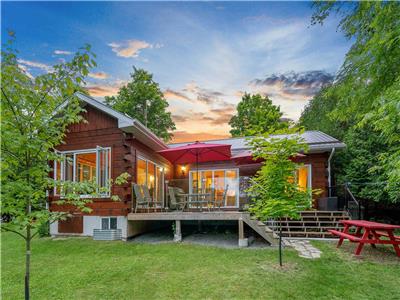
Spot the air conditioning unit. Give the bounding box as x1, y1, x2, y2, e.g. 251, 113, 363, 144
93, 229, 122, 241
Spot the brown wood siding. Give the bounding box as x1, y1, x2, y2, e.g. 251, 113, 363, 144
58, 215, 83, 233
169, 153, 329, 209
51, 104, 134, 216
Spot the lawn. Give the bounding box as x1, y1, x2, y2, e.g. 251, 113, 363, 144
1, 233, 399, 300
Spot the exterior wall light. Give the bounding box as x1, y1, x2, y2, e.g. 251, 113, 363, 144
181, 165, 186, 176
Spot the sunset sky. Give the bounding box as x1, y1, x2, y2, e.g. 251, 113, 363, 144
2, 1, 351, 142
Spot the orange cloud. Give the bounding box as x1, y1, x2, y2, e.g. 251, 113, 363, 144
88, 72, 109, 80
108, 39, 162, 58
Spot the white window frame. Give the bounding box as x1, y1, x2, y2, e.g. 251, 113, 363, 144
53, 147, 112, 198
136, 155, 165, 205
296, 164, 312, 189
189, 168, 240, 208
101, 217, 118, 230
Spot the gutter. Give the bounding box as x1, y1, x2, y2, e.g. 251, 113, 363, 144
327, 148, 335, 197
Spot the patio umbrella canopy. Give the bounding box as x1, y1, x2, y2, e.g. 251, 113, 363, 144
158, 141, 231, 165
158, 141, 232, 193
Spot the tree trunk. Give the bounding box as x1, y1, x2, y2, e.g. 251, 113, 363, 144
279, 222, 283, 267
25, 226, 31, 300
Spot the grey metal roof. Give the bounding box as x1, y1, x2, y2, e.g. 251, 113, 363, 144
168, 130, 345, 154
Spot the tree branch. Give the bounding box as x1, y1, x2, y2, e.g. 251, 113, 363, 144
1, 226, 27, 240
1, 87, 25, 135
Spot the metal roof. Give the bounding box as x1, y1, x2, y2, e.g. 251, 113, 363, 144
168, 131, 345, 154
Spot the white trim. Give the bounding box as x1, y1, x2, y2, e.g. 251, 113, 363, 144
53, 146, 112, 198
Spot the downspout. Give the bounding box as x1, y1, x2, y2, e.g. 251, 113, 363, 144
327, 148, 335, 197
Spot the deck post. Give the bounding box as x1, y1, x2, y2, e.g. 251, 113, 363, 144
238, 219, 248, 247
174, 220, 182, 242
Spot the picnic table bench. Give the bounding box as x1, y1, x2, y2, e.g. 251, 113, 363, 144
328, 220, 400, 257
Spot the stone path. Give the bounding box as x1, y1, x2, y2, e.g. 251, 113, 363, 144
283, 239, 322, 259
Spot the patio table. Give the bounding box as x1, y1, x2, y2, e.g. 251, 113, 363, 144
180, 193, 213, 211
329, 220, 400, 257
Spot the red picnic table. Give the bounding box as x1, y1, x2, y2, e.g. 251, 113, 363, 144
329, 220, 400, 257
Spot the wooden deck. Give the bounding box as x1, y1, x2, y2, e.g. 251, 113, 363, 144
127, 211, 249, 221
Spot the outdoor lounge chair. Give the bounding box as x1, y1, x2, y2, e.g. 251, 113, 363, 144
142, 184, 164, 211
168, 187, 186, 211
133, 183, 151, 213
214, 184, 229, 210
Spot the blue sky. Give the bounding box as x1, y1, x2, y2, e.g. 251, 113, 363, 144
2, 1, 350, 142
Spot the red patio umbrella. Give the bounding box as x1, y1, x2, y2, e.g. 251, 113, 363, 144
158, 141, 231, 190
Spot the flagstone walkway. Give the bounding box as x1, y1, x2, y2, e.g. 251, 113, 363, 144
284, 239, 322, 259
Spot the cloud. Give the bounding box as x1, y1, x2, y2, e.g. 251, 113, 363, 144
88, 72, 109, 80
170, 131, 230, 143
54, 50, 72, 55
108, 39, 162, 58
183, 82, 225, 105
164, 89, 192, 102
172, 115, 189, 123
17, 64, 34, 79
250, 70, 334, 100
17, 59, 53, 73
85, 79, 126, 97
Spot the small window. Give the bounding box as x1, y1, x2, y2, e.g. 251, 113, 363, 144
101, 217, 117, 230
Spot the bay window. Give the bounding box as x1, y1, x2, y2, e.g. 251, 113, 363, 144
54, 146, 111, 196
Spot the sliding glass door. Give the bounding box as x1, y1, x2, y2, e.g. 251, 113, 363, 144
189, 169, 239, 208
136, 156, 164, 205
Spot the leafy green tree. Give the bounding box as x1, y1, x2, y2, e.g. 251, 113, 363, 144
299, 86, 350, 141
247, 128, 314, 265
229, 93, 288, 137
301, 1, 400, 203
339, 126, 390, 203
1, 36, 128, 300
105, 67, 176, 141
312, 1, 400, 120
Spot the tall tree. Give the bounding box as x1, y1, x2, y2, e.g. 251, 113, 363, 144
300, 1, 400, 203
1, 35, 128, 300
229, 93, 288, 137
105, 67, 176, 141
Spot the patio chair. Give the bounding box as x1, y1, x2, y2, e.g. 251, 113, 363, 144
142, 185, 164, 211
132, 183, 151, 213
168, 187, 186, 211
214, 184, 229, 210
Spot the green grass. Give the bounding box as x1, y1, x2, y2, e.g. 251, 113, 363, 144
2, 233, 399, 300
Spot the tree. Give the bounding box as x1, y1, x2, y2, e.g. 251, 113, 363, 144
1, 35, 128, 300
299, 86, 350, 141
247, 128, 314, 266
105, 67, 176, 141
229, 93, 288, 137
300, 1, 400, 203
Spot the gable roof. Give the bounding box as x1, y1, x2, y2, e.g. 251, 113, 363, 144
168, 131, 345, 154
57, 92, 168, 151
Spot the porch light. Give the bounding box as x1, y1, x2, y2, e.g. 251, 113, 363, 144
181, 165, 186, 176
149, 175, 154, 182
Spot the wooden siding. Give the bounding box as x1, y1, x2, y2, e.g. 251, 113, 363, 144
58, 215, 83, 233
50, 104, 172, 217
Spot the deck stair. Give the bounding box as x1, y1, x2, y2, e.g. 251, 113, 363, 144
241, 214, 279, 246
265, 211, 351, 239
